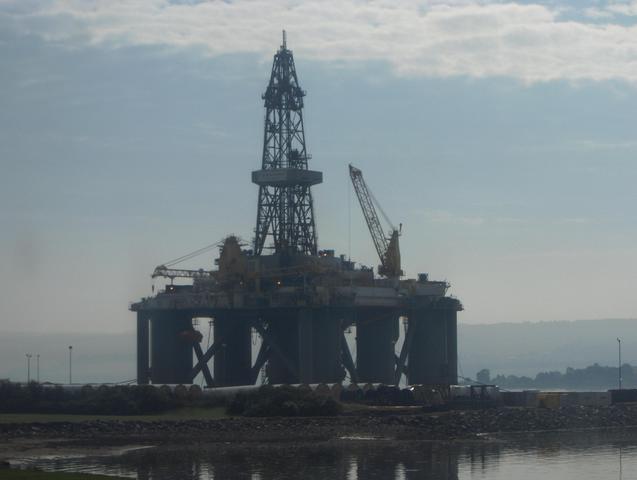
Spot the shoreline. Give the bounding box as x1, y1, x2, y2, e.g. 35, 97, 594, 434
3, 406, 637, 479
2, 404, 637, 450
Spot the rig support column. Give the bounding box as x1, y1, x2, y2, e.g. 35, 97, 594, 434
407, 308, 448, 385
407, 301, 460, 385
213, 313, 253, 386
446, 308, 458, 385
311, 309, 344, 384
264, 310, 300, 384
356, 308, 398, 384
136, 311, 150, 385
264, 308, 344, 385
150, 312, 193, 384
298, 309, 314, 383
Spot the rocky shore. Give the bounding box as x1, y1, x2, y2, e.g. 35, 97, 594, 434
2, 404, 637, 446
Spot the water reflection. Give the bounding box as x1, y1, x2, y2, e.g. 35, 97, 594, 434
129, 442, 464, 480
17, 429, 637, 480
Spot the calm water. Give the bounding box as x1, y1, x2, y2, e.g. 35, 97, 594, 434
12, 429, 637, 479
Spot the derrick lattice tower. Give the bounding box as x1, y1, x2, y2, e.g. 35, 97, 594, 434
252, 31, 322, 256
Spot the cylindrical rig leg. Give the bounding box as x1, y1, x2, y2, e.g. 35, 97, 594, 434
446, 309, 458, 385
356, 309, 398, 384
136, 311, 150, 385
407, 308, 449, 385
298, 309, 314, 383
311, 309, 345, 384
150, 312, 193, 384
264, 308, 345, 385
265, 310, 300, 384
213, 313, 253, 386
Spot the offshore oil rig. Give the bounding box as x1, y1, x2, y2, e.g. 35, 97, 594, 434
130, 33, 462, 388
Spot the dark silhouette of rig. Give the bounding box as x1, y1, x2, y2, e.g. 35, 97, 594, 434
130, 32, 462, 388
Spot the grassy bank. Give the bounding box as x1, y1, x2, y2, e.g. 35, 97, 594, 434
0, 406, 227, 423
1, 470, 128, 480
0, 383, 208, 416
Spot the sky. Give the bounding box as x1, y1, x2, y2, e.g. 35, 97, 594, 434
1, 0, 636, 333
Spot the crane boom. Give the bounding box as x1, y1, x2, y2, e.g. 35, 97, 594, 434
152, 266, 213, 280
349, 165, 389, 265
349, 164, 402, 278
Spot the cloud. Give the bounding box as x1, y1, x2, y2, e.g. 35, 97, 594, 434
2, 0, 637, 84
584, 7, 616, 19
607, 1, 637, 16
420, 209, 486, 226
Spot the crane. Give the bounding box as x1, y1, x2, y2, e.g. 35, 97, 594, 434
349, 164, 402, 278
151, 266, 213, 281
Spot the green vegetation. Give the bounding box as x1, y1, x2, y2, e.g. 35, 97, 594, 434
0, 382, 224, 416
0, 406, 227, 423
0, 381, 342, 419
0, 469, 128, 480
227, 385, 342, 417
477, 363, 636, 389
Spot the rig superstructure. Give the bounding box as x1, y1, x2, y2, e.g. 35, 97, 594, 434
130, 33, 462, 388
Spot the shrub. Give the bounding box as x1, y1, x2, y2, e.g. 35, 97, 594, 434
0, 382, 179, 415
227, 385, 342, 417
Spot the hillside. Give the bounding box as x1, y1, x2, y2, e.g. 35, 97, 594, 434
1, 319, 635, 384
459, 318, 637, 380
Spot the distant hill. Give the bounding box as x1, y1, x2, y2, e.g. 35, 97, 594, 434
458, 319, 637, 380
1, 319, 635, 385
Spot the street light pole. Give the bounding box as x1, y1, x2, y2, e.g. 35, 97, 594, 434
68, 345, 73, 385
36, 354, 40, 383
617, 338, 622, 390
26, 353, 32, 383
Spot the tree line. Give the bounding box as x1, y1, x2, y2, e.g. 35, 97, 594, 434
0, 382, 188, 415
476, 363, 634, 389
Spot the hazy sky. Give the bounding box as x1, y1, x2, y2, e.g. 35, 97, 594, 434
1, 0, 636, 333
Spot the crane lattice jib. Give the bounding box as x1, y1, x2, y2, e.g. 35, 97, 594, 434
152, 266, 213, 279
349, 165, 389, 266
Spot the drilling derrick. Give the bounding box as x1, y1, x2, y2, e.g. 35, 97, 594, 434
252, 31, 322, 256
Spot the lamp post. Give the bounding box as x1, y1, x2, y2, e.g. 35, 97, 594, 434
68, 345, 73, 385
36, 354, 40, 383
25, 353, 32, 383
617, 338, 622, 390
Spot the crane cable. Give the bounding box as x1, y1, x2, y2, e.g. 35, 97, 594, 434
366, 183, 396, 233
161, 241, 220, 268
